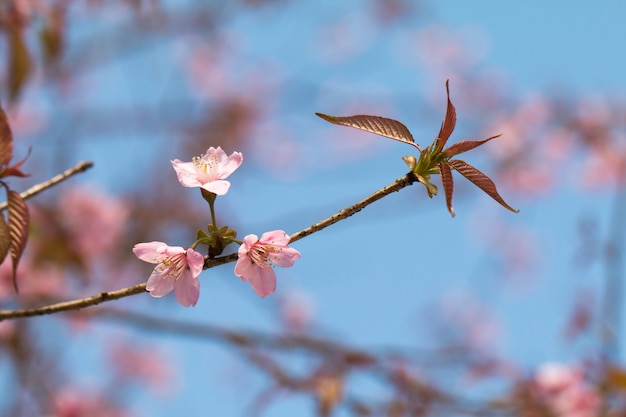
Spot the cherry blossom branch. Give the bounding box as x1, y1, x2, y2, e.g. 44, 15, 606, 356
0, 284, 147, 320
203, 172, 419, 268
0, 160, 94, 211
288, 172, 418, 244
0, 172, 418, 321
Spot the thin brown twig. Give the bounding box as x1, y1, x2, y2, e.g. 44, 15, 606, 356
0, 284, 147, 320
93, 306, 366, 357
0, 172, 419, 321
288, 172, 418, 244
0, 161, 94, 211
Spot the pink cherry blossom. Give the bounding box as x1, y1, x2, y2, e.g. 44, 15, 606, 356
278, 290, 315, 331
535, 362, 601, 417
234, 230, 300, 298
46, 387, 130, 417
133, 241, 204, 307
59, 184, 130, 259
171, 146, 243, 195
107, 340, 173, 393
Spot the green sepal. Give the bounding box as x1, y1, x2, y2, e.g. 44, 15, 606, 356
416, 174, 438, 198
202, 224, 238, 258
201, 188, 217, 206
196, 228, 212, 246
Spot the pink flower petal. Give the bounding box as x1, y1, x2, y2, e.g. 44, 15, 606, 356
134, 242, 204, 306
132, 241, 169, 263
174, 270, 200, 307
146, 269, 175, 297
248, 266, 276, 298
186, 249, 205, 277
239, 234, 259, 252
259, 230, 291, 246
217, 150, 243, 178
171, 160, 203, 187
271, 247, 301, 268
234, 254, 255, 281
234, 230, 299, 298
170, 147, 242, 194
201, 179, 231, 195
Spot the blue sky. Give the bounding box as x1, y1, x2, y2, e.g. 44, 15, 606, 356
437, 1, 626, 95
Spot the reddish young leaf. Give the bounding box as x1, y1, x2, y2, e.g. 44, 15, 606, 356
2, 149, 31, 178
0, 105, 14, 169
315, 113, 420, 150
0, 214, 10, 265
434, 80, 457, 152
7, 189, 29, 291
441, 134, 502, 159
438, 162, 455, 217
448, 159, 519, 213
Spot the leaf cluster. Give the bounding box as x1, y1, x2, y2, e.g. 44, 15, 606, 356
0, 105, 30, 291
316, 80, 519, 217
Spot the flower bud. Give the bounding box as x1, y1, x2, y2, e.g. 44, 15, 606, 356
402, 155, 417, 170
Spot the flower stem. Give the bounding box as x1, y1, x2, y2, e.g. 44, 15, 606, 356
200, 188, 218, 227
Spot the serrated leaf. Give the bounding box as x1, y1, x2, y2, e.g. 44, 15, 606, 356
7, 189, 29, 292
448, 159, 519, 214
8, 28, 32, 103
0, 214, 10, 264
315, 113, 420, 150
0, 105, 13, 169
441, 134, 502, 159
438, 162, 455, 217
434, 80, 457, 152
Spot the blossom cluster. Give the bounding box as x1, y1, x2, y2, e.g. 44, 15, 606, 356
133, 147, 300, 307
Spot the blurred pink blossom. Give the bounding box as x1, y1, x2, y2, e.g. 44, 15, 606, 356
0, 257, 68, 302
467, 210, 542, 290
436, 291, 500, 353
107, 340, 175, 393
234, 230, 300, 298
18, 264, 68, 301
314, 13, 375, 64
481, 96, 568, 195
536, 363, 583, 393
0, 320, 16, 341
46, 387, 130, 417
6, 105, 49, 136
184, 39, 230, 101
485, 99, 549, 159
59, 184, 130, 259
171, 146, 243, 195
11, 0, 37, 20
411, 24, 489, 73
278, 290, 316, 331
500, 164, 554, 196
535, 362, 601, 417
580, 145, 626, 188
133, 241, 204, 307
